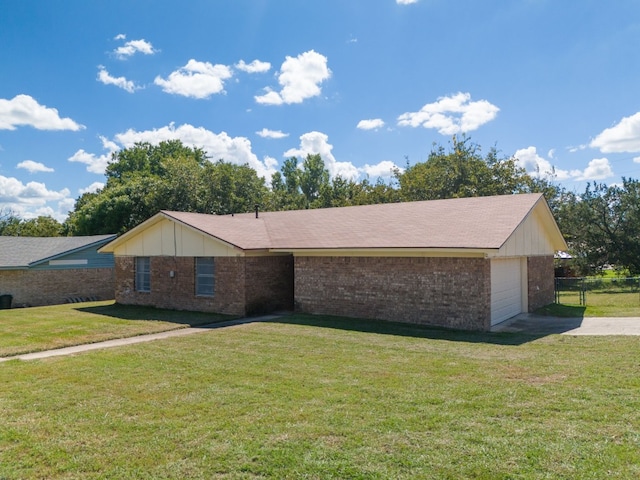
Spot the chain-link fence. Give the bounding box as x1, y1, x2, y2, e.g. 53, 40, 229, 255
555, 277, 640, 306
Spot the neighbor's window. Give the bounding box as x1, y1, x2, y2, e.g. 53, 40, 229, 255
195, 257, 215, 297
135, 257, 151, 292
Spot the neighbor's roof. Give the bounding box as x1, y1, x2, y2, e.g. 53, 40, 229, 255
142, 193, 564, 252
0, 235, 116, 269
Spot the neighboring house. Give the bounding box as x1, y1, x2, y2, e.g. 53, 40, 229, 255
99, 194, 567, 331
0, 235, 116, 308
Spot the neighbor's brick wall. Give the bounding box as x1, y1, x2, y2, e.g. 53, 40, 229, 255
527, 255, 555, 311
244, 256, 294, 314
114, 255, 294, 316
294, 256, 492, 331
0, 268, 114, 307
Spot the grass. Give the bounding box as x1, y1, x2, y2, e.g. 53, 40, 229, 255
538, 290, 640, 317
1, 313, 640, 478
0, 301, 235, 357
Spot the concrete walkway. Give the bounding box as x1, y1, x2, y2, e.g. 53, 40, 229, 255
491, 313, 640, 335
0, 314, 281, 363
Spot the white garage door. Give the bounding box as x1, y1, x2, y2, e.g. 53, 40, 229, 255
491, 258, 524, 326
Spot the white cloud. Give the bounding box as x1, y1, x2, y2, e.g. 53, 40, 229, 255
79, 182, 104, 194
571, 158, 614, 181
0, 94, 84, 131
397, 92, 499, 135
256, 128, 289, 139
590, 112, 640, 153
114, 33, 126, 41
154, 60, 233, 99
68, 136, 117, 174
255, 50, 331, 105
397, 0, 419, 4
514, 146, 570, 180
97, 66, 139, 93
0, 175, 70, 210
113, 123, 277, 179
361, 160, 402, 178
634, 156, 640, 163
357, 118, 385, 130
284, 131, 359, 180
235, 59, 271, 73
17, 160, 54, 173
114, 38, 158, 59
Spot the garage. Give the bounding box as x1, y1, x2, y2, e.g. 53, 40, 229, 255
490, 258, 526, 326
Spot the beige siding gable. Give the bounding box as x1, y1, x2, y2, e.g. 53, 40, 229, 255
495, 205, 558, 257
111, 218, 242, 257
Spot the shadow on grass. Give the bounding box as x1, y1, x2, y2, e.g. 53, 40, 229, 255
534, 303, 586, 318
266, 313, 552, 346
76, 303, 237, 327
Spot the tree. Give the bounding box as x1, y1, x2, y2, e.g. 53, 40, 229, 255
560, 179, 640, 275
397, 135, 532, 201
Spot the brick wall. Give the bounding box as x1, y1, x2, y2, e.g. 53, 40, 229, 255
245, 256, 294, 314
114, 255, 293, 316
527, 255, 555, 311
0, 268, 114, 307
294, 256, 492, 331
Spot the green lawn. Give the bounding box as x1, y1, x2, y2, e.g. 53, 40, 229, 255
0, 301, 235, 357
1, 313, 639, 479
538, 290, 640, 317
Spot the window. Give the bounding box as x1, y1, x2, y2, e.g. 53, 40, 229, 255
135, 257, 151, 292
195, 257, 215, 297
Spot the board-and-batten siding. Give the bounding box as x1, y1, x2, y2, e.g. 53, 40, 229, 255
110, 218, 242, 257
494, 208, 556, 258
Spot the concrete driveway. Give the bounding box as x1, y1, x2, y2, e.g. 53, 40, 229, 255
491, 313, 640, 335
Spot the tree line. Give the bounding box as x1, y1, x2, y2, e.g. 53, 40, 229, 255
2, 137, 639, 275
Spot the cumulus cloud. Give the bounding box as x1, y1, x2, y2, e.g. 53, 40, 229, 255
514, 147, 570, 180
397, 0, 419, 4
397, 92, 499, 135
17, 160, 54, 173
113, 123, 277, 179
235, 59, 271, 73
590, 112, 640, 153
361, 160, 402, 178
97, 66, 139, 93
0, 175, 70, 213
571, 158, 614, 181
114, 36, 158, 59
154, 60, 233, 99
284, 131, 359, 180
255, 50, 331, 105
0, 94, 84, 131
357, 119, 385, 130
634, 156, 640, 163
79, 182, 104, 194
256, 128, 289, 139
68, 136, 118, 174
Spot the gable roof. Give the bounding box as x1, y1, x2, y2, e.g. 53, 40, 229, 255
0, 235, 116, 269
101, 194, 566, 254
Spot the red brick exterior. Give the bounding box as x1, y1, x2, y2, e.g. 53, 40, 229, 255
527, 255, 555, 311
114, 255, 293, 316
0, 268, 114, 307
294, 256, 492, 331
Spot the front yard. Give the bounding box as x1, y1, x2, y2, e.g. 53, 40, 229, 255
1, 305, 639, 478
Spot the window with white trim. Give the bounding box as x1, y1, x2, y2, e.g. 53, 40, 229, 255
135, 257, 151, 292
195, 257, 215, 297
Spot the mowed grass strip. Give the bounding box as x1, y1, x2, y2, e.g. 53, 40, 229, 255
0, 301, 235, 357
1, 314, 639, 479
537, 291, 640, 317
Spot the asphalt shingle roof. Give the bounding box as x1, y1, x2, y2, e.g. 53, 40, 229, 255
0, 235, 116, 268
160, 193, 553, 251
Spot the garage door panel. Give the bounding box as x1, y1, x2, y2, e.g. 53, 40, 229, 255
491, 258, 523, 326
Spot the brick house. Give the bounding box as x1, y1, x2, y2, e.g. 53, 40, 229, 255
99, 194, 567, 331
0, 235, 116, 308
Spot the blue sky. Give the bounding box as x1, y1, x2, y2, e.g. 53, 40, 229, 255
1, 0, 640, 221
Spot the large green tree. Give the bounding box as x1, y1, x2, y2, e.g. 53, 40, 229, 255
65, 141, 268, 235
396, 136, 532, 201
559, 178, 640, 275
